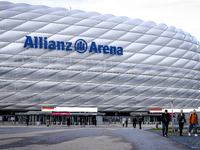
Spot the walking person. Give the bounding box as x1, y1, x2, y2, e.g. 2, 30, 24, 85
94, 118, 97, 127
122, 120, 125, 127
188, 109, 198, 136
26, 117, 29, 127
40, 117, 43, 126
46, 118, 49, 127
161, 110, 171, 136
67, 117, 70, 127
138, 116, 142, 129
177, 109, 186, 136
81, 119, 85, 127
126, 119, 128, 127
132, 116, 137, 128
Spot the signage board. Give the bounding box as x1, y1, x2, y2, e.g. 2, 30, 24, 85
42, 107, 98, 112
51, 112, 70, 115
11, 117, 15, 121
24, 36, 123, 55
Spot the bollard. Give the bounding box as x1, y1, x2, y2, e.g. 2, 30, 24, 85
156, 123, 158, 129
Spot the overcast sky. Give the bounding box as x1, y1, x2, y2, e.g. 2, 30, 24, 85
3, 0, 200, 41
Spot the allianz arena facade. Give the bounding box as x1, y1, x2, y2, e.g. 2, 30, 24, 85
0, 1, 200, 113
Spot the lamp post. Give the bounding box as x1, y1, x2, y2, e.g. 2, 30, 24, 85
171, 100, 174, 132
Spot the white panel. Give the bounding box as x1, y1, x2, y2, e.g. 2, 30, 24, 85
0, 10, 20, 18
33, 14, 63, 22
94, 21, 118, 29
124, 43, 147, 52
0, 31, 29, 42
124, 53, 150, 63
119, 32, 143, 42
37, 23, 69, 34
173, 33, 185, 40
80, 28, 109, 38
161, 31, 175, 38
166, 39, 183, 48
142, 55, 165, 65
0, 43, 25, 54
157, 57, 178, 66
13, 21, 48, 32
182, 51, 195, 59
130, 26, 149, 33
75, 19, 101, 27
151, 37, 172, 46
11, 12, 42, 20
169, 49, 187, 58
100, 30, 126, 40
113, 24, 134, 31
139, 45, 162, 54
135, 34, 158, 44
179, 41, 192, 50
189, 44, 198, 52
146, 28, 164, 36
0, 19, 26, 30
59, 26, 90, 36
171, 59, 189, 67
55, 16, 82, 24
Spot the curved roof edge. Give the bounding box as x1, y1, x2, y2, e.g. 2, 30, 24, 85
0, 1, 199, 43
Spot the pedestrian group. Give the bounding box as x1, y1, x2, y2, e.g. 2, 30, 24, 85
161, 109, 198, 137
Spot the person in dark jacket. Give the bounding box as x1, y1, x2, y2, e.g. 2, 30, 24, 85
81, 119, 85, 127
125, 119, 128, 127
26, 117, 29, 127
94, 119, 97, 127
40, 117, 43, 126
177, 109, 186, 136
132, 116, 137, 128
67, 117, 70, 127
161, 110, 171, 136
138, 116, 142, 129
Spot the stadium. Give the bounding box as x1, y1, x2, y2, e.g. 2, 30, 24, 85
0, 1, 200, 124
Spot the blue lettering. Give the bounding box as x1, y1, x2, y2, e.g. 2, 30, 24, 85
39, 37, 43, 49
98, 45, 103, 53
57, 41, 64, 50
24, 36, 33, 48
110, 46, 116, 55
34, 37, 38, 48
48, 41, 56, 49
24, 36, 123, 55
66, 42, 72, 51
103, 45, 109, 54
44, 37, 48, 49
89, 42, 98, 53
117, 47, 123, 55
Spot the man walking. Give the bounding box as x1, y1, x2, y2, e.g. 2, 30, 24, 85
132, 116, 137, 128
126, 119, 128, 127
188, 109, 198, 136
138, 116, 142, 129
161, 110, 171, 136
26, 117, 29, 127
177, 109, 186, 136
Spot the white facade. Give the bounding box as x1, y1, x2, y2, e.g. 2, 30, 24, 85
0, 1, 200, 112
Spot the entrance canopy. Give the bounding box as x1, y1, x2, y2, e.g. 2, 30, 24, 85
42, 107, 98, 112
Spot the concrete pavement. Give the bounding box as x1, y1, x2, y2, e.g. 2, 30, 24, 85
0, 124, 188, 150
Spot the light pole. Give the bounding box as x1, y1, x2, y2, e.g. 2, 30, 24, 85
171, 100, 174, 132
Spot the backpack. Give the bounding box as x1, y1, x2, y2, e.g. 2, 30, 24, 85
190, 114, 198, 122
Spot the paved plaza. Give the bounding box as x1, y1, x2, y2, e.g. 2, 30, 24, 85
0, 124, 190, 150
